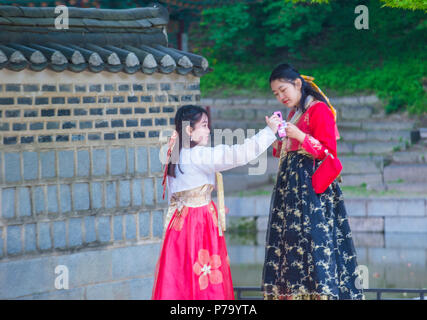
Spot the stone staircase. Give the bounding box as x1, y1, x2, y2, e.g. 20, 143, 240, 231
201, 95, 427, 194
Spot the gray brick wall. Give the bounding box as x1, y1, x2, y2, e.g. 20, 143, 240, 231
0, 81, 200, 146
0, 76, 200, 299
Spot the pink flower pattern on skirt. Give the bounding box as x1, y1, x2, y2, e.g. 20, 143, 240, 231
193, 249, 223, 290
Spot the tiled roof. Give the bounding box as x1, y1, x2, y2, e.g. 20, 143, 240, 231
0, 5, 211, 76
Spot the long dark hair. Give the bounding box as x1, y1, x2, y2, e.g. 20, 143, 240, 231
167, 104, 209, 178
269, 63, 328, 113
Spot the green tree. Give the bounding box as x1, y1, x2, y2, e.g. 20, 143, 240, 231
194, 0, 332, 62
196, 2, 256, 60
292, 0, 427, 11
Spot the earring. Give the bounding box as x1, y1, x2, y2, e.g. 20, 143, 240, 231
190, 136, 193, 141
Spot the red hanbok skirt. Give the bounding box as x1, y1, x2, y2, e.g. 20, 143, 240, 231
151, 200, 235, 300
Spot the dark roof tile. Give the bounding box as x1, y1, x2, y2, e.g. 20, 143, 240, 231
0, 4, 211, 76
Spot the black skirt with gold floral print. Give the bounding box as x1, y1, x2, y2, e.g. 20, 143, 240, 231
262, 151, 365, 300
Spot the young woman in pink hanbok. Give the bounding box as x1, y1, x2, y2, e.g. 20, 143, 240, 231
152, 104, 281, 300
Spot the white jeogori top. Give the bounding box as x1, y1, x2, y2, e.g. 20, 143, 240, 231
166, 126, 277, 204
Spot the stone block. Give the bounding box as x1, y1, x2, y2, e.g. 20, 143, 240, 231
119, 180, 131, 207
24, 223, 36, 253
110, 148, 126, 176
73, 183, 90, 211
149, 146, 162, 173
59, 184, 72, 213
97, 216, 111, 242
53, 220, 66, 249
0, 255, 56, 299
152, 210, 163, 238
7, 225, 22, 255
23, 152, 38, 180
136, 147, 148, 174
2, 188, 15, 218
132, 179, 142, 206
38, 222, 52, 250
111, 244, 160, 281
77, 150, 90, 177
105, 181, 117, 209
33, 186, 45, 214
139, 212, 150, 238
18, 187, 32, 217
47, 185, 58, 213
5, 152, 21, 182
68, 218, 83, 247
385, 217, 427, 232
127, 147, 135, 174
92, 149, 107, 176
125, 214, 136, 240
348, 217, 384, 232
84, 215, 96, 243
114, 215, 123, 241
344, 199, 367, 216
58, 150, 74, 178
91, 182, 103, 209
40, 151, 55, 179
143, 179, 154, 206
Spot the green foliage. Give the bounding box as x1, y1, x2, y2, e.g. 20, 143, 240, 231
200, 62, 272, 94
378, 0, 427, 11
385, 95, 406, 114
228, 217, 257, 235
291, 0, 427, 11
260, 0, 332, 55
194, 0, 332, 61
196, 3, 256, 60
201, 54, 427, 114
199, 0, 427, 114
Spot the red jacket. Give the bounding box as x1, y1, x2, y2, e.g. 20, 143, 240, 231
272, 101, 339, 160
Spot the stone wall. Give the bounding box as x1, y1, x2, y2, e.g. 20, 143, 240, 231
0, 69, 200, 299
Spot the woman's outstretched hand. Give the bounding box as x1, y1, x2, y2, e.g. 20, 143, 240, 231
265, 114, 281, 134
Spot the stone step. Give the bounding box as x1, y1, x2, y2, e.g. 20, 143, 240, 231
224, 156, 384, 188
339, 130, 412, 142
385, 182, 427, 194
338, 141, 406, 155
361, 121, 416, 131
211, 115, 416, 137
224, 193, 427, 222
222, 173, 274, 193
210, 105, 376, 123
329, 95, 380, 107
384, 163, 427, 183
340, 155, 383, 174
222, 160, 427, 187
203, 94, 381, 108
334, 105, 374, 120
224, 154, 383, 176
392, 151, 427, 163
340, 173, 383, 187
210, 124, 417, 147
338, 121, 416, 131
